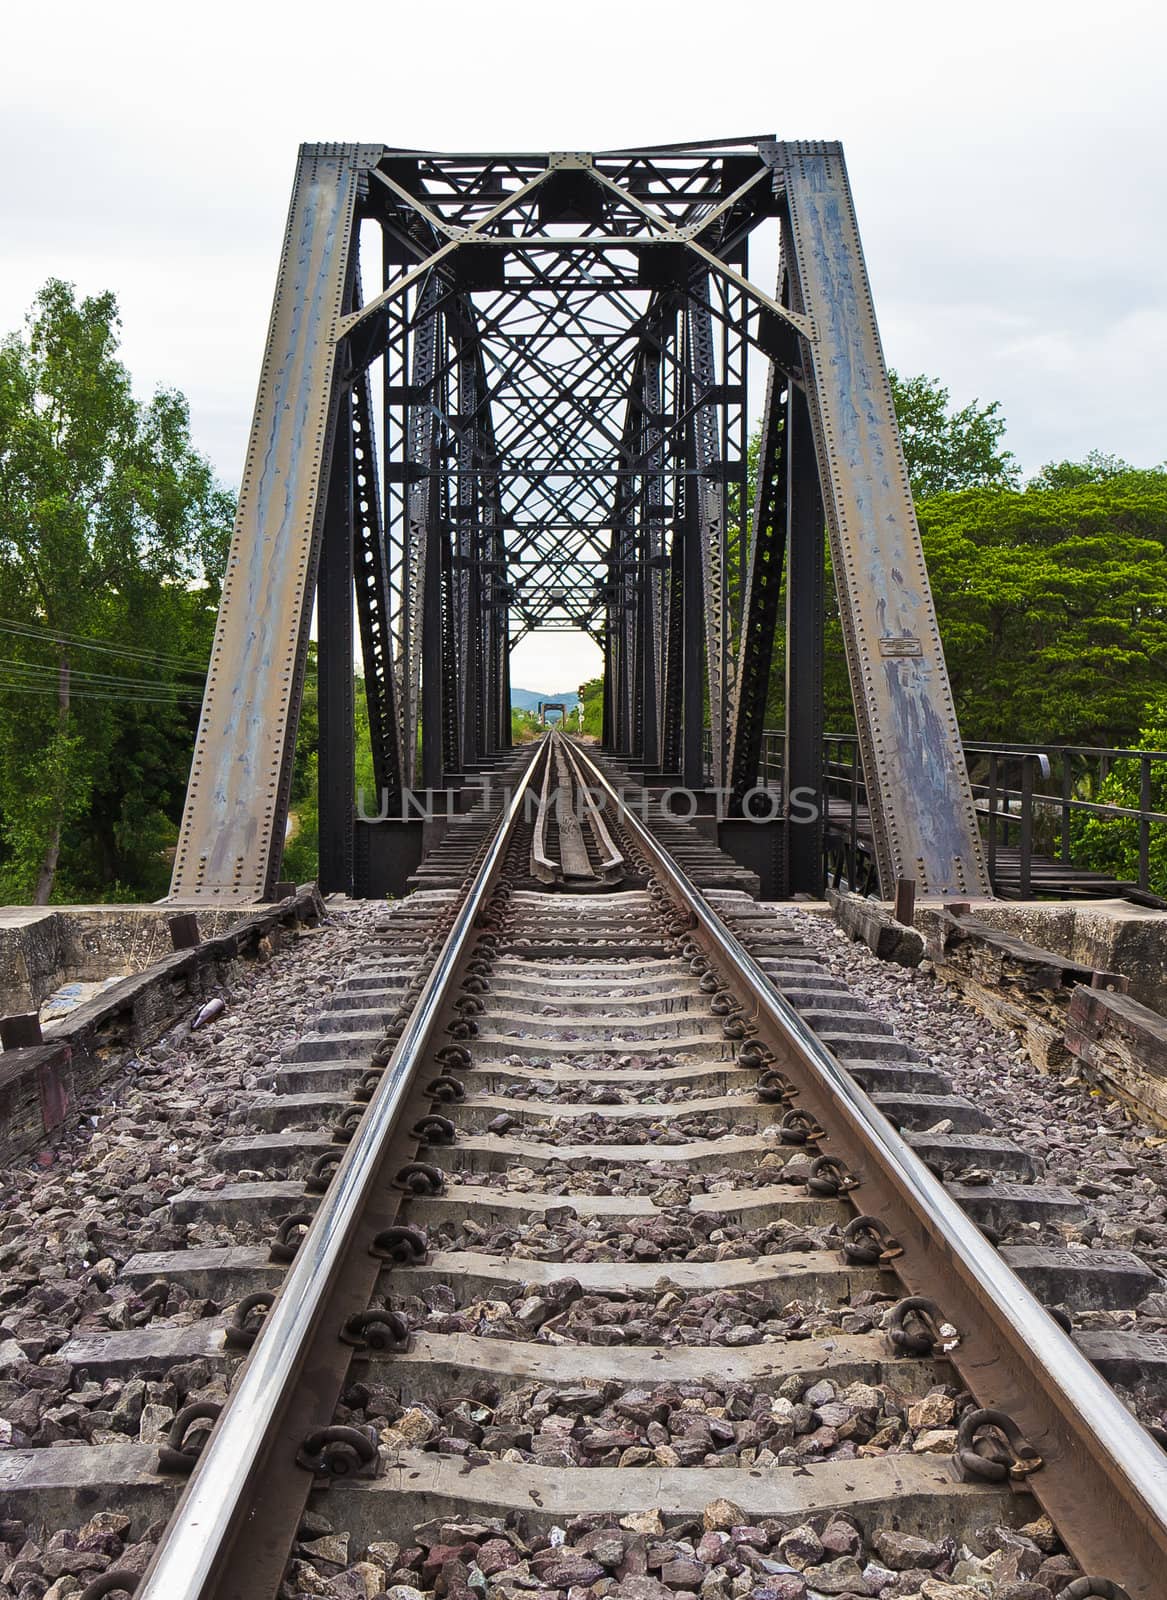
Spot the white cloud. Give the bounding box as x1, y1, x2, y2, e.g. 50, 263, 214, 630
2, 0, 1163, 691
511, 632, 602, 696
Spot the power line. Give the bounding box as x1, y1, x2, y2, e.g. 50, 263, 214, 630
0, 654, 205, 695
0, 616, 210, 676
0, 681, 204, 707
0, 622, 209, 677
0, 614, 210, 668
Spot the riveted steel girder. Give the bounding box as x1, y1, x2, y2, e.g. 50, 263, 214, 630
169, 144, 379, 903
767, 141, 988, 896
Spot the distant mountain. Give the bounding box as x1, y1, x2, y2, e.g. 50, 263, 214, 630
511, 687, 581, 712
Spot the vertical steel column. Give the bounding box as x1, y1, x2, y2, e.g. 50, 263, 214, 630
421, 457, 445, 792
437, 352, 461, 780
456, 344, 478, 771
682, 501, 705, 791
685, 283, 728, 789
381, 241, 410, 781
475, 343, 501, 762
622, 484, 636, 757
601, 624, 614, 749
726, 358, 787, 807
784, 386, 825, 894
724, 274, 750, 644
491, 517, 510, 752
639, 345, 663, 769
606, 528, 630, 754
350, 362, 403, 812
405, 279, 442, 787
471, 331, 506, 756
659, 528, 685, 775
466, 536, 483, 768
499, 615, 512, 749
317, 394, 355, 893
619, 366, 643, 762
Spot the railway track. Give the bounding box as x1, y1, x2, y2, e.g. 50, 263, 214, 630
2, 733, 1167, 1600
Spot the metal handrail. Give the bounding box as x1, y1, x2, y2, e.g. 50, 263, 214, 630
574, 738, 1167, 1593
967, 787, 1167, 828
764, 730, 1166, 896
135, 744, 543, 1600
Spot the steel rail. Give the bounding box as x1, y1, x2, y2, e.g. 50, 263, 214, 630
135, 744, 544, 1600
571, 738, 1167, 1599
549, 735, 595, 880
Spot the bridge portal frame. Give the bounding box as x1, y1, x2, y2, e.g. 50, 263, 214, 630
168, 138, 988, 905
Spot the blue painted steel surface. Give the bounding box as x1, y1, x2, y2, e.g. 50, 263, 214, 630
168, 144, 381, 903
775, 142, 989, 896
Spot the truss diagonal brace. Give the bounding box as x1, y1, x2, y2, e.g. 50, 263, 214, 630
338, 166, 557, 339
586, 164, 812, 341
168, 143, 380, 903
770, 141, 989, 897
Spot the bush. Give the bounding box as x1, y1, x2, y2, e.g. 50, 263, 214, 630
1070, 709, 1167, 895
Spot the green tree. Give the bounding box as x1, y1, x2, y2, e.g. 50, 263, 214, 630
746, 397, 1167, 752
579, 676, 603, 738
0, 280, 233, 900
915, 473, 1167, 745
742, 374, 1022, 737
1028, 449, 1156, 492
888, 370, 1020, 498
511, 707, 542, 742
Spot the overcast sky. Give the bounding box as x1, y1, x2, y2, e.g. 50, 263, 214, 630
4, 0, 1163, 690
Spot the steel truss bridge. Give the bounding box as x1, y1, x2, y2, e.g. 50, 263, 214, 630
168, 136, 989, 907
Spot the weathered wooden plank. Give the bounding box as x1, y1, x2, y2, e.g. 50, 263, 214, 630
924, 909, 1097, 1072
1066, 985, 1167, 1127
827, 888, 924, 967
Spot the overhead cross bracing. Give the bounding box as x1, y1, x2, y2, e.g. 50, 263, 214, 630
168, 136, 989, 906
361, 144, 768, 646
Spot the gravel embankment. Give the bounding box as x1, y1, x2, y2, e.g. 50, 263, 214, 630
0, 905, 385, 1450
787, 913, 1167, 1380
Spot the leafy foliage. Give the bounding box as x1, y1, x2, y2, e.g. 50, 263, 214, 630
579, 676, 603, 738
0, 280, 233, 901
1029, 450, 1164, 492
511, 707, 542, 742
888, 371, 1020, 498
914, 473, 1167, 745
1070, 706, 1167, 894
751, 373, 1167, 750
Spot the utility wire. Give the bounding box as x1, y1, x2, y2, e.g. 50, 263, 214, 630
0, 613, 209, 666
0, 654, 206, 694
0, 616, 210, 676
0, 681, 203, 706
